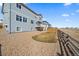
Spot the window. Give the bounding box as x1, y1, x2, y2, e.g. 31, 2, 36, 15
20, 16, 22, 22
16, 3, 21, 9
16, 3, 18, 8
31, 20, 34, 24
16, 15, 22, 22
16, 27, 21, 31
23, 17, 27, 22
16, 15, 19, 21
5, 25, 8, 28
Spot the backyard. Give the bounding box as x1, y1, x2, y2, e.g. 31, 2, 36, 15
0, 27, 59, 56
0, 27, 79, 56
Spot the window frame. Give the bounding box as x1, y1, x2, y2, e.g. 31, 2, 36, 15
16, 15, 22, 22
31, 20, 34, 24
16, 27, 21, 31
23, 17, 27, 22
16, 15, 20, 21
19, 16, 22, 22
16, 3, 21, 9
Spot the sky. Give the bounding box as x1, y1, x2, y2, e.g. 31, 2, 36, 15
0, 3, 79, 28
0, 3, 3, 19
27, 3, 79, 28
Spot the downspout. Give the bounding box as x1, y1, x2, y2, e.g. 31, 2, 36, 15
1, 3, 4, 14
10, 3, 11, 34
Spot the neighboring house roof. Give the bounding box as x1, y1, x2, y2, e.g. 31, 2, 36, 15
36, 21, 51, 27
42, 21, 49, 25
1, 3, 42, 17
36, 21, 42, 25
42, 21, 51, 27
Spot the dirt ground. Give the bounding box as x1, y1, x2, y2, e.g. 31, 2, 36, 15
0, 28, 59, 56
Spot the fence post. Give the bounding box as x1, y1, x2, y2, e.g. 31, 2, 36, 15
0, 44, 2, 56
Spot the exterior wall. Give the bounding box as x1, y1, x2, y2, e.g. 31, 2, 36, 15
40, 24, 48, 31
35, 16, 43, 27
3, 3, 10, 32
3, 3, 42, 33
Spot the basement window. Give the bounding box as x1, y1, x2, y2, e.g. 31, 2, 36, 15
5, 25, 8, 28
4, 24, 8, 28
16, 27, 21, 31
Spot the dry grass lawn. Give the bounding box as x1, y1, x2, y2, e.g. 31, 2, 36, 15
32, 28, 58, 43
32, 32, 57, 43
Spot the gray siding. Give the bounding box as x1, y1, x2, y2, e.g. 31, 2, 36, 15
3, 3, 42, 33
3, 3, 10, 32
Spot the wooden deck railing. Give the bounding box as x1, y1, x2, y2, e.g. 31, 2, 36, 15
57, 30, 79, 56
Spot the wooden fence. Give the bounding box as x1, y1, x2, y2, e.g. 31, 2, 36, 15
0, 44, 2, 56
57, 30, 79, 56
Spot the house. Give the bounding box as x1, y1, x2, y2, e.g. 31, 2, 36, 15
0, 19, 3, 26
42, 21, 51, 31
35, 21, 51, 31
0, 19, 3, 30
2, 3, 43, 33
